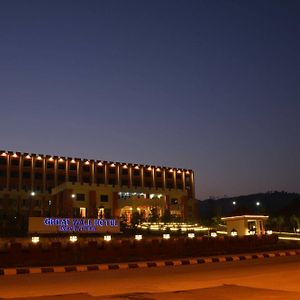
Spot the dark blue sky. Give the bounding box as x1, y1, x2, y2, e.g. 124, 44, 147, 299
0, 1, 299, 199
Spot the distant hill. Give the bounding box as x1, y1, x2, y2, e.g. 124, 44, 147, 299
198, 191, 300, 220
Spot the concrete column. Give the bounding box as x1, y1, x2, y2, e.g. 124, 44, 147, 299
141, 166, 144, 188
191, 171, 195, 198
42, 157, 46, 192
112, 192, 119, 218
89, 190, 97, 218
6, 154, 10, 190
19, 155, 23, 191
104, 164, 108, 185
173, 170, 177, 189
162, 168, 166, 190
65, 159, 69, 182
129, 165, 132, 188
31, 156, 34, 191
76, 160, 80, 183
91, 161, 95, 184
116, 164, 120, 186
54, 159, 58, 187
151, 167, 155, 189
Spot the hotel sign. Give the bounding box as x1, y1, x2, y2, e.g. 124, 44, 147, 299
28, 217, 120, 234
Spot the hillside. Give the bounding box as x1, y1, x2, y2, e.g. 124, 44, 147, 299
199, 191, 300, 220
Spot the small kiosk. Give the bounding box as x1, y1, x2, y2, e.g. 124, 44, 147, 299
221, 215, 269, 237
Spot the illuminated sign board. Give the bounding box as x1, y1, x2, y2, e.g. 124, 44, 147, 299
28, 217, 120, 234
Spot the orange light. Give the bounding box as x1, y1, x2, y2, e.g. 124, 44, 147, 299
156, 168, 161, 172
169, 169, 173, 173
1, 152, 7, 157
12, 153, 18, 158
58, 158, 64, 162
147, 167, 152, 171
98, 162, 103, 166
48, 157, 54, 161
26, 155, 31, 159
37, 156, 42, 160
84, 161, 90, 165
134, 165, 139, 169
122, 165, 128, 169
110, 163, 115, 167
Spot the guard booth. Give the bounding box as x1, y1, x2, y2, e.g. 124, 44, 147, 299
221, 215, 269, 237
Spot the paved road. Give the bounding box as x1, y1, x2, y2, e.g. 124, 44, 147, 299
1, 255, 300, 299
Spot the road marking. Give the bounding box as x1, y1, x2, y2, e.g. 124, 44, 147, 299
1, 249, 299, 276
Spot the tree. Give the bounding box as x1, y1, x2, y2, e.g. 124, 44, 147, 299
149, 207, 159, 223
131, 211, 142, 226
161, 209, 171, 223
290, 215, 299, 232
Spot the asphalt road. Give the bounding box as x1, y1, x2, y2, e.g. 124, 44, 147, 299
1, 255, 300, 300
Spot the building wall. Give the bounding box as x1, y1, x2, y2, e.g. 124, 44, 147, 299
0, 150, 197, 221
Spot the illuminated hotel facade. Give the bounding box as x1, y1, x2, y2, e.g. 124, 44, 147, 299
0, 151, 197, 224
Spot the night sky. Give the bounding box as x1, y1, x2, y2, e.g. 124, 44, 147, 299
0, 1, 299, 199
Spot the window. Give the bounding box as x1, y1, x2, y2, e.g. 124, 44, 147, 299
22, 172, 30, 179
35, 161, 43, 168
122, 169, 128, 175
108, 179, 115, 185
97, 178, 104, 184
82, 176, 90, 183
69, 164, 77, 171
156, 172, 162, 177
167, 183, 173, 189
83, 165, 90, 172
177, 183, 183, 189
11, 171, 19, 178
69, 175, 77, 182
47, 162, 54, 169
58, 163, 65, 170
0, 158, 6, 165
167, 173, 173, 179
80, 207, 86, 218
145, 181, 152, 188
121, 179, 128, 186
145, 171, 151, 177
100, 195, 108, 202
97, 167, 104, 174
58, 175, 65, 181
133, 180, 140, 187
109, 168, 115, 174
176, 174, 182, 180
46, 174, 54, 180
0, 171, 5, 177
11, 159, 19, 166
133, 170, 140, 176
23, 160, 31, 167
76, 193, 85, 201
156, 182, 162, 188
35, 173, 43, 180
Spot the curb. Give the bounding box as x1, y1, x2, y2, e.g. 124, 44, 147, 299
1, 250, 300, 276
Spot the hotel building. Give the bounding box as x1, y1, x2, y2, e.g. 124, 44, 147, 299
0, 150, 197, 224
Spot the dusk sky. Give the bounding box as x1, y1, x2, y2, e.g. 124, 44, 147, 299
0, 1, 299, 199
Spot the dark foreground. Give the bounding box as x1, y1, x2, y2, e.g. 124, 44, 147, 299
1, 255, 300, 299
